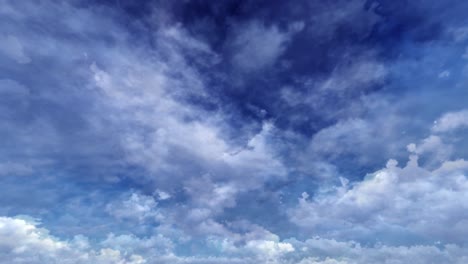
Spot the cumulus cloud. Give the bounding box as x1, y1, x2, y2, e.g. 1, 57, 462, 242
2, 215, 467, 264
245, 239, 294, 260
0, 216, 145, 264
290, 150, 468, 244
406, 135, 454, 166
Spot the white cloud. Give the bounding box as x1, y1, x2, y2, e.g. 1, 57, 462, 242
154, 189, 171, 200
438, 70, 451, 78
185, 179, 238, 213
106, 192, 160, 223
92, 58, 286, 227
319, 60, 387, 93
0, 216, 145, 264
288, 237, 468, 264
0, 3, 289, 238
298, 258, 348, 264
432, 109, 468, 133
100, 233, 174, 256
88, 43, 286, 187
289, 151, 468, 244
407, 135, 453, 165
2, 215, 468, 264
245, 239, 295, 259
305, 116, 401, 165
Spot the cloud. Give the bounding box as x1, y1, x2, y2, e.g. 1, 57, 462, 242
318, 59, 387, 94
230, 21, 292, 72
0, 1, 292, 247
304, 113, 402, 166
0, 79, 29, 96
87, 30, 287, 190
1, 1, 468, 263
154, 189, 171, 200
0, 216, 145, 264
306, 0, 380, 41
451, 26, 468, 42
105, 192, 160, 223
0, 35, 31, 64
0, 161, 33, 176
432, 109, 468, 133
245, 239, 295, 259
290, 148, 468, 245
1, 208, 468, 263
406, 135, 453, 166
288, 237, 468, 264
100, 233, 175, 256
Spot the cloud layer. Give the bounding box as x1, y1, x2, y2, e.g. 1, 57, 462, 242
1, 0, 468, 263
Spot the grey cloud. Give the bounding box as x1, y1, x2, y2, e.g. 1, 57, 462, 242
230, 21, 292, 72
0, 35, 31, 64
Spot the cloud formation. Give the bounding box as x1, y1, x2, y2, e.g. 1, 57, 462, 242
1, 0, 468, 263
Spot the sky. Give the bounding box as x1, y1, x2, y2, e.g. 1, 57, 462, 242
1, 0, 468, 263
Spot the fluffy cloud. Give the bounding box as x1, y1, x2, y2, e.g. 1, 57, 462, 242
245, 239, 295, 260
87, 29, 287, 190
288, 237, 468, 264
0, 216, 290, 264
0, 216, 145, 264
92, 51, 287, 224
1, 214, 468, 263
432, 109, 468, 133
105, 192, 160, 223
290, 150, 468, 244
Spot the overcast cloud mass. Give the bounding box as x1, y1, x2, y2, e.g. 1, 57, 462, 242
1, 0, 468, 263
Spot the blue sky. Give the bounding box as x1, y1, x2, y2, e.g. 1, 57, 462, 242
1, 0, 468, 263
